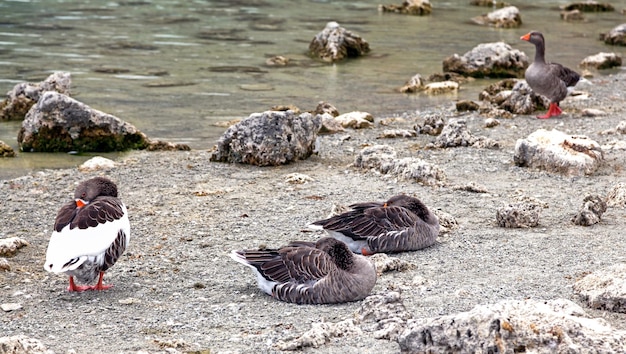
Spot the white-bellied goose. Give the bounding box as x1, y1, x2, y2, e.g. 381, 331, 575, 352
309, 194, 439, 255
521, 31, 581, 119
230, 237, 377, 304
44, 177, 130, 292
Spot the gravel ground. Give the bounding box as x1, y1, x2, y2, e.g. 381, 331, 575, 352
2, 73, 626, 353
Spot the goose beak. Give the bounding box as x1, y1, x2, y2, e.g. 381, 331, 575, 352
520, 33, 531, 41
75, 199, 87, 208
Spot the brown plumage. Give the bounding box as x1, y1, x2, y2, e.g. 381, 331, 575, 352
230, 237, 377, 304
309, 194, 439, 255
521, 31, 581, 119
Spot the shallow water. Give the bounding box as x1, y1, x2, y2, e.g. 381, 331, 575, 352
0, 0, 625, 179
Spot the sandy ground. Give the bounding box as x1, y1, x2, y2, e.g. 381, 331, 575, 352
2, 73, 626, 353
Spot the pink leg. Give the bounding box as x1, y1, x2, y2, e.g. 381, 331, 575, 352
92, 271, 113, 291
68, 276, 93, 292
537, 103, 563, 119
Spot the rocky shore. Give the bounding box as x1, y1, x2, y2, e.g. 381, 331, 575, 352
2, 73, 626, 353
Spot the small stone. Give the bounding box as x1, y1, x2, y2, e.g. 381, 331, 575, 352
423, 81, 458, 95
580, 52, 622, 70
606, 183, 626, 207
369, 253, 415, 275
496, 202, 540, 228
378, 129, 416, 138
484, 118, 500, 128
0, 258, 10, 271
561, 9, 585, 20
284, 173, 314, 184
571, 194, 607, 226
581, 108, 607, 117
456, 100, 480, 112
1, 303, 22, 312
415, 114, 445, 136
0, 140, 15, 157
471, 6, 522, 28
309, 22, 370, 62
265, 55, 290, 66
574, 264, 626, 313
0, 237, 29, 257
334, 111, 374, 129
399, 74, 424, 93
78, 156, 116, 172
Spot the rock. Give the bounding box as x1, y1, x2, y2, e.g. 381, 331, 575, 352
600, 23, 626, 46
356, 292, 411, 340
581, 108, 607, 117
397, 298, 626, 353
514, 129, 603, 175
471, 6, 522, 28
319, 113, 345, 134
308, 22, 370, 63
0, 258, 9, 271
284, 173, 314, 184
496, 202, 540, 228
415, 114, 444, 136
0, 237, 29, 257
0, 140, 15, 157
1, 303, 22, 312
18, 92, 150, 153
78, 156, 116, 172
312, 101, 339, 117
379, 129, 416, 138
423, 81, 459, 95
571, 194, 607, 226
480, 79, 549, 115
469, 0, 510, 7
443, 42, 528, 78
432, 209, 458, 234
353, 144, 397, 170
574, 264, 626, 313
271, 105, 301, 114
210, 110, 322, 166
561, 9, 585, 20
601, 140, 626, 150
146, 140, 191, 151
456, 100, 479, 112
606, 182, 626, 207
580, 52, 622, 69
452, 181, 488, 193
379, 157, 447, 186
563, 1, 615, 12
334, 111, 374, 129
369, 254, 415, 275
484, 118, 500, 128
265, 55, 290, 66
0, 72, 71, 121
433, 118, 499, 149
0, 335, 52, 354
275, 319, 362, 350
399, 74, 424, 93
379, 0, 432, 15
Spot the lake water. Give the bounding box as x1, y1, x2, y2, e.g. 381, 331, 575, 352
1, 0, 625, 179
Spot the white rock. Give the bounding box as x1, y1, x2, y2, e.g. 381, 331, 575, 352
284, 173, 314, 184
78, 156, 116, 172
514, 129, 603, 175
582, 108, 607, 117
423, 81, 458, 95
574, 263, 626, 313
334, 111, 374, 129
353, 145, 397, 170
1, 303, 22, 312
0, 237, 29, 257
398, 298, 626, 352
0, 335, 52, 354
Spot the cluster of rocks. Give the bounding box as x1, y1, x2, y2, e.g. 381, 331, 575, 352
0, 73, 189, 157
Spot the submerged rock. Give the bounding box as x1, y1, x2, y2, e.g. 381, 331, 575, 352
471, 6, 522, 28
443, 42, 528, 78
18, 92, 150, 153
514, 129, 603, 175
309, 22, 370, 63
571, 194, 607, 226
398, 298, 626, 352
574, 264, 626, 313
0, 72, 71, 121
600, 24, 626, 46
0, 140, 15, 157
563, 1, 614, 12
210, 110, 322, 166
379, 0, 432, 15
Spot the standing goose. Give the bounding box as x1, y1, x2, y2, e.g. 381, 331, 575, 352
230, 237, 377, 304
520, 31, 581, 119
44, 177, 130, 292
309, 194, 439, 255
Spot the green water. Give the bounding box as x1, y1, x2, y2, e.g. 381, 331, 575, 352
0, 0, 625, 179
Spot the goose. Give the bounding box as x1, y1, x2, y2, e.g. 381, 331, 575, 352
44, 177, 130, 292
309, 194, 439, 255
520, 31, 581, 119
230, 237, 377, 304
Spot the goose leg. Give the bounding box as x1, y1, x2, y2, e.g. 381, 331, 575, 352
537, 102, 563, 119
91, 271, 113, 291
68, 276, 93, 292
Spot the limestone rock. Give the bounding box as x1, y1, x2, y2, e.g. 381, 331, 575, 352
379, 0, 432, 16
582, 108, 607, 117
275, 319, 362, 350
580, 52, 622, 69
210, 110, 322, 166
496, 202, 540, 228
471, 6, 522, 28
0, 335, 53, 354
484, 118, 500, 128
334, 111, 374, 129
606, 183, 626, 207
563, 1, 615, 12
0, 237, 29, 257
18, 92, 150, 153
353, 144, 397, 170
399, 74, 424, 93
78, 156, 116, 172
571, 194, 607, 226
398, 298, 626, 352
514, 129, 603, 175
357, 292, 411, 340
308, 22, 370, 63
0, 72, 71, 121
574, 264, 626, 313
433, 118, 499, 149
319, 113, 345, 134
423, 81, 459, 95
369, 254, 415, 275
0, 140, 15, 157
378, 129, 416, 138
456, 100, 480, 112
415, 114, 444, 136
312, 101, 339, 117
0, 258, 10, 271
443, 42, 528, 78
432, 209, 458, 234
600, 23, 626, 46
561, 9, 585, 21
480, 79, 549, 115
380, 157, 447, 186
145, 140, 191, 151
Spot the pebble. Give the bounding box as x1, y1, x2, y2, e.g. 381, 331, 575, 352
1, 302, 22, 312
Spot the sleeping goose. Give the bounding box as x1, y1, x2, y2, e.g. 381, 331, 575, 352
230, 237, 377, 304
309, 194, 439, 255
44, 177, 130, 292
520, 31, 581, 119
